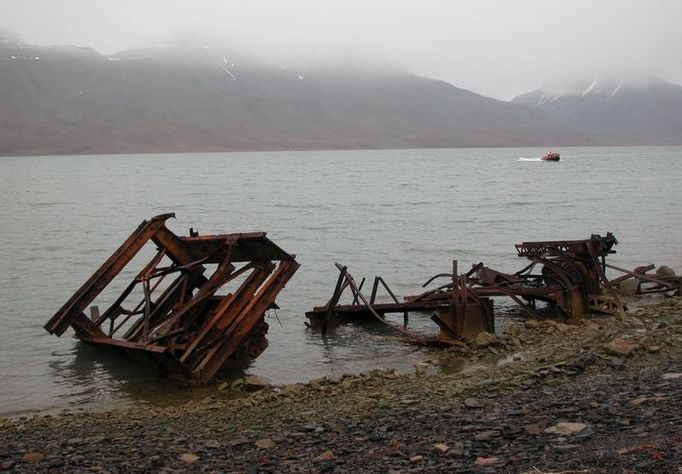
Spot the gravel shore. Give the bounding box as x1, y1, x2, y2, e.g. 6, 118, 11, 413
2, 297, 681, 473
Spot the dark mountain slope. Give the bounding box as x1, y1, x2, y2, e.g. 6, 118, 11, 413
513, 77, 682, 145
0, 42, 591, 156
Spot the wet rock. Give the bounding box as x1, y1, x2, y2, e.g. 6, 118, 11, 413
255, 438, 275, 449
179, 452, 199, 464
21, 452, 44, 463
239, 375, 272, 391
1, 461, 15, 470
409, 455, 423, 463
204, 439, 221, 449
662, 373, 682, 380
313, 450, 335, 462
327, 373, 344, 384
474, 332, 498, 348
555, 323, 571, 333
281, 383, 303, 395
618, 279, 640, 296
656, 265, 676, 277
604, 337, 637, 357
544, 422, 589, 435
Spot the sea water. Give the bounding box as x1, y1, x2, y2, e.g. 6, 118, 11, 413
0, 146, 680, 415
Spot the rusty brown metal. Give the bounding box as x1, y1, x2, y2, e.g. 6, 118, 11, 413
45, 213, 299, 385
307, 233, 677, 343
306, 260, 495, 345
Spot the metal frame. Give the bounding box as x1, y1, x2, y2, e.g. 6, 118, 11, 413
307, 233, 678, 343
45, 213, 299, 385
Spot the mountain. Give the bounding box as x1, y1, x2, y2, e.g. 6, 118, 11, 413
512, 76, 682, 145
0, 39, 591, 156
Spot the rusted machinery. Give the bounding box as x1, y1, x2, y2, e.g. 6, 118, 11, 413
307, 233, 679, 344
45, 213, 299, 385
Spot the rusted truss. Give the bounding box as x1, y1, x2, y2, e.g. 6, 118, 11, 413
307, 233, 678, 344
45, 213, 299, 385
306, 260, 495, 345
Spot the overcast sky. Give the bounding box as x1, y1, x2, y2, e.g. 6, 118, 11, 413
2, 0, 681, 99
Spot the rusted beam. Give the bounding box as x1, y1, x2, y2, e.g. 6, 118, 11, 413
45, 215, 299, 385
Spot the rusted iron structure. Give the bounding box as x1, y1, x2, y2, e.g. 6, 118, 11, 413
45, 213, 299, 385
307, 233, 678, 344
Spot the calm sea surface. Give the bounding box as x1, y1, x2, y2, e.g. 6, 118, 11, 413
1, 146, 681, 415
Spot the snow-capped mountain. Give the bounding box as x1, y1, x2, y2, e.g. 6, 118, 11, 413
513, 76, 682, 144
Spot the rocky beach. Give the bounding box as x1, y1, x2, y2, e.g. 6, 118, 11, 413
1, 296, 681, 473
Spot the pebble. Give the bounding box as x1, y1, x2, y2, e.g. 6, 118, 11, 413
544, 422, 589, 435
464, 398, 484, 408
432, 443, 449, 454
21, 452, 44, 463
179, 452, 199, 464
255, 438, 275, 449
475, 456, 501, 466
313, 450, 335, 462
604, 337, 637, 357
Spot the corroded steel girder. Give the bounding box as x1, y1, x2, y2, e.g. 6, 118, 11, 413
45, 214, 299, 385
307, 233, 667, 342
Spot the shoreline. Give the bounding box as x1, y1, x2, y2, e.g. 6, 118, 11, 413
1, 296, 681, 472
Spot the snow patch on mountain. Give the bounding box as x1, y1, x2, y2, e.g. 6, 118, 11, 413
535, 75, 662, 105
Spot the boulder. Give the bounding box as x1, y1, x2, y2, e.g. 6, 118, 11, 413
617, 279, 640, 296
474, 331, 498, 348
239, 375, 272, 391
604, 337, 637, 357
524, 320, 541, 329
656, 265, 676, 277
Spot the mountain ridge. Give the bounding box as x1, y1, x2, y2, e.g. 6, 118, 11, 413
2, 40, 678, 156
513, 76, 682, 145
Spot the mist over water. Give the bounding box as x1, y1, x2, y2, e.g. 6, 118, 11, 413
0, 146, 680, 415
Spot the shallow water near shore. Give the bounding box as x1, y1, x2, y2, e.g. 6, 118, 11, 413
1, 146, 681, 415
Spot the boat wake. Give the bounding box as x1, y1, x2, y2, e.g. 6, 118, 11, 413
517, 157, 542, 161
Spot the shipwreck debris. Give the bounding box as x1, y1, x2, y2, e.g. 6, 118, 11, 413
45, 213, 299, 385
307, 233, 679, 344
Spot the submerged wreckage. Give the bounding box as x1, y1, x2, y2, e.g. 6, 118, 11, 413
46, 221, 678, 384
44, 213, 299, 385
307, 233, 680, 344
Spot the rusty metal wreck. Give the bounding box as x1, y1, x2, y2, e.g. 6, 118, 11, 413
307, 233, 680, 344
44, 213, 299, 385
